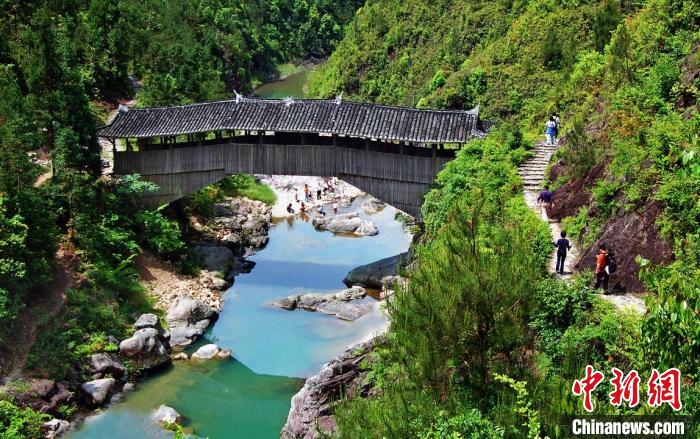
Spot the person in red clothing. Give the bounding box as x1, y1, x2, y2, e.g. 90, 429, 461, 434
594, 243, 609, 292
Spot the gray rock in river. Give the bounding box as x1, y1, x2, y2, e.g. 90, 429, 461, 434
154, 404, 182, 425
43, 418, 71, 438
167, 296, 218, 348
362, 198, 386, 215
343, 252, 409, 289
119, 328, 170, 371
86, 353, 125, 379
190, 343, 232, 360
271, 287, 372, 321
80, 378, 116, 406
281, 339, 377, 439
312, 213, 378, 236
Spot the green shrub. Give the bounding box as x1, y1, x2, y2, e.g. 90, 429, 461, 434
558, 298, 642, 375
137, 210, 185, 258
417, 409, 504, 439
530, 277, 595, 361
0, 400, 49, 439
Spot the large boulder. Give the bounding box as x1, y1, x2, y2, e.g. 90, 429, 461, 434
271, 287, 372, 321
312, 213, 378, 236
86, 353, 126, 378
119, 328, 170, 371
167, 296, 217, 348
28, 379, 57, 400
80, 378, 116, 406
134, 313, 161, 331
192, 243, 234, 274
343, 253, 409, 289
154, 404, 182, 425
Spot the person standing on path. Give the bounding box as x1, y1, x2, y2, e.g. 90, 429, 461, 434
545, 116, 557, 145
554, 231, 572, 274
333, 202, 338, 215
552, 113, 561, 144
594, 244, 609, 292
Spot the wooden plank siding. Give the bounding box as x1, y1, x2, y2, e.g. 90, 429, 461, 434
114, 142, 452, 217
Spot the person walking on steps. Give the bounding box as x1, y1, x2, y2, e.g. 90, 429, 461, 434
552, 113, 561, 144
545, 116, 557, 146
537, 186, 554, 216
594, 244, 609, 292
554, 231, 572, 274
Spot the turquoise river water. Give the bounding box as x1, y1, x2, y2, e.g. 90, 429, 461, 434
71, 68, 410, 438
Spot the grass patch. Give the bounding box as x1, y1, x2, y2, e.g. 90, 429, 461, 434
219, 175, 276, 205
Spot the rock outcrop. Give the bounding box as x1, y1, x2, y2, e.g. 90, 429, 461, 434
119, 314, 170, 370
192, 243, 234, 274
211, 197, 272, 251
271, 287, 372, 321
154, 404, 182, 425
190, 343, 232, 360
575, 200, 674, 292
86, 353, 126, 379
343, 253, 409, 289
166, 296, 217, 348
312, 213, 378, 236
10, 379, 75, 416
80, 378, 116, 406
281, 339, 378, 439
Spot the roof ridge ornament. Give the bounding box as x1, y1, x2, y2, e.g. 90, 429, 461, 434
283, 96, 294, 107
118, 104, 129, 113
335, 91, 343, 105
234, 90, 243, 103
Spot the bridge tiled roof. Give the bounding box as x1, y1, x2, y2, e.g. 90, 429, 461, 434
97, 97, 484, 143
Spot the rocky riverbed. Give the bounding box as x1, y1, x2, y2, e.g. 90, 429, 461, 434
56, 178, 412, 438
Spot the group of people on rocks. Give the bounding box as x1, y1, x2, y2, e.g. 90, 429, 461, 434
286, 178, 342, 217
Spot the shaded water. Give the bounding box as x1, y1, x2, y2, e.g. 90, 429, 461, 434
70, 197, 410, 438
253, 67, 311, 99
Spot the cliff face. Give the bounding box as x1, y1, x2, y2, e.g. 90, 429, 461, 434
281, 339, 378, 439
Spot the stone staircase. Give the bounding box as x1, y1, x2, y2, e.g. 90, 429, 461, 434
519, 143, 559, 193
519, 142, 645, 314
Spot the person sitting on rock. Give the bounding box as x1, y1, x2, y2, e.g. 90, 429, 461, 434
300, 202, 306, 213
594, 244, 609, 292
316, 204, 325, 216
554, 231, 572, 275
286, 203, 295, 214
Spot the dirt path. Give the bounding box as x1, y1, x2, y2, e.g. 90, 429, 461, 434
519, 142, 645, 313
0, 246, 77, 380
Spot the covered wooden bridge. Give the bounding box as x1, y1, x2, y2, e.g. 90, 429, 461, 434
98, 96, 489, 217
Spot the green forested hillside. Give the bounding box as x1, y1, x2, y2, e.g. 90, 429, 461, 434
309, 0, 699, 436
